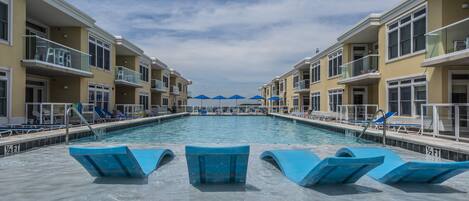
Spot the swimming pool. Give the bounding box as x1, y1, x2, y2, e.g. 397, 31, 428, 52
79, 116, 369, 145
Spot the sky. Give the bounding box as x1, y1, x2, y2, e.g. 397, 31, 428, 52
67, 0, 401, 105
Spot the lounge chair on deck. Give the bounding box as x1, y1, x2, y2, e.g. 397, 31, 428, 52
336, 147, 469, 184
185, 145, 250, 185
260, 149, 384, 186
69, 146, 174, 178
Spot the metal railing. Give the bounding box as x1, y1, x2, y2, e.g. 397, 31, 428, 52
187, 106, 267, 115
294, 79, 310, 91
421, 103, 469, 142
115, 66, 142, 85
171, 85, 180, 95
24, 35, 91, 72
65, 106, 97, 144
115, 104, 144, 118
358, 109, 387, 146
25, 102, 94, 125
340, 55, 379, 80
150, 105, 169, 115
151, 79, 167, 91
337, 104, 379, 123
426, 17, 469, 59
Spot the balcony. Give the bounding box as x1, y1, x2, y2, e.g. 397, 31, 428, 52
151, 79, 168, 92
22, 35, 92, 77
422, 17, 469, 67
294, 79, 310, 92
115, 66, 142, 88
171, 86, 180, 95
338, 54, 380, 85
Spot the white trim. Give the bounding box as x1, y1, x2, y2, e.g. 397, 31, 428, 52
448, 70, 469, 104
327, 48, 343, 78
25, 77, 49, 103
385, 3, 427, 62
386, 75, 427, 116
0, 66, 11, 124
0, 0, 12, 45
351, 86, 368, 104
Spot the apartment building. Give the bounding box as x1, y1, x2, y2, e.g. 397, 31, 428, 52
0, 0, 190, 125
261, 0, 468, 119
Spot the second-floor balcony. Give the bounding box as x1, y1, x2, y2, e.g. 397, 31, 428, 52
22, 35, 93, 78
338, 54, 380, 85
151, 79, 168, 92
422, 17, 469, 67
115, 66, 142, 88
171, 85, 180, 95
294, 79, 310, 92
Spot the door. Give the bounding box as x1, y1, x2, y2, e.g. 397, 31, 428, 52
302, 95, 310, 112
451, 74, 469, 129
351, 44, 368, 76
352, 87, 367, 119
25, 79, 47, 123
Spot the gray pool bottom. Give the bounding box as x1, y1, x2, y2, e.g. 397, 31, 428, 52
0, 143, 468, 201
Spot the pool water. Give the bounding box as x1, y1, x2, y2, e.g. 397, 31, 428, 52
82, 116, 370, 145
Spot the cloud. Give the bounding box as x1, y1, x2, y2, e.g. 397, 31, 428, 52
67, 0, 401, 101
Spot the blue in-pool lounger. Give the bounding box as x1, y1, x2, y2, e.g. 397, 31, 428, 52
336, 147, 469, 184
185, 145, 249, 185
260, 149, 384, 186
69, 146, 173, 178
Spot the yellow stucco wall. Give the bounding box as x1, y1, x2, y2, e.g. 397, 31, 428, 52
0, 0, 26, 123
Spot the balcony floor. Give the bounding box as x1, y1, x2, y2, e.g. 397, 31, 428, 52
22, 60, 93, 78
422, 49, 469, 67
115, 80, 143, 88
338, 72, 380, 85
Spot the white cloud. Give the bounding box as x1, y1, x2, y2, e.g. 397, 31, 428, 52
68, 0, 401, 99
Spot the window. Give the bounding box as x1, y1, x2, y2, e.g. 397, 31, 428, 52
387, 7, 426, 60
293, 75, 299, 88
387, 76, 427, 116
311, 61, 320, 83
311, 92, 320, 111
88, 36, 111, 70
328, 50, 342, 77
0, 0, 9, 42
88, 84, 110, 111
178, 83, 183, 92
328, 89, 343, 112
163, 75, 169, 88
139, 93, 149, 110
293, 96, 298, 106
162, 98, 169, 106
139, 64, 149, 82
0, 71, 8, 117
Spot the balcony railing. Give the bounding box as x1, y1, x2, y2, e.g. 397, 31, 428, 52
171, 86, 180, 95
115, 66, 142, 87
340, 55, 379, 81
294, 79, 310, 91
115, 104, 144, 118
421, 103, 469, 142
151, 79, 167, 92
25, 102, 94, 125
23, 35, 91, 76
426, 17, 469, 60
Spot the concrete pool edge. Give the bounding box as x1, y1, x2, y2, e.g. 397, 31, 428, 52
0, 112, 189, 157
270, 113, 469, 161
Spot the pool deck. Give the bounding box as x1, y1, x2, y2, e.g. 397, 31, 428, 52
270, 113, 469, 159
0, 143, 468, 201
0, 112, 189, 156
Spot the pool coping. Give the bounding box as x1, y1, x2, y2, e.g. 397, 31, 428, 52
270, 113, 469, 161
0, 113, 189, 157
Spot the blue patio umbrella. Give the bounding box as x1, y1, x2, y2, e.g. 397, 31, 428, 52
212, 95, 226, 107
268, 96, 281, 101
229, 95, 245, 106
193, 95, 210, 107
249, 95, 264, 100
